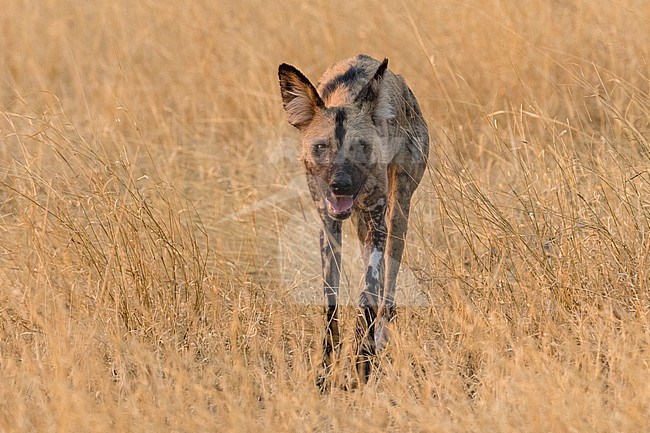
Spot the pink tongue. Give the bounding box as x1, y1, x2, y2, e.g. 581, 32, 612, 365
327, 195, 354, 214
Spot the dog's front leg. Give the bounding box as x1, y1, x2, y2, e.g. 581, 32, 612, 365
317, 216, 342, 389
355, 199, 387, 383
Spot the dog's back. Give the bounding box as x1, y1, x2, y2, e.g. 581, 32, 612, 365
317, 54, 382, 107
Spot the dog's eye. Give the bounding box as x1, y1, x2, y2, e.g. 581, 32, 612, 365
313, 142, 327, 151
358, 141, 369, 150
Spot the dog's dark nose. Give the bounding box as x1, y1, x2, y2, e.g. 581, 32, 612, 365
330, 173, 353, 195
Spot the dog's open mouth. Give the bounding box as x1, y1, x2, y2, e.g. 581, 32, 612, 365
326, 194, 354, 217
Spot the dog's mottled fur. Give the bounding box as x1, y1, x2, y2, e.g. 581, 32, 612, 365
278, 55, 429, 385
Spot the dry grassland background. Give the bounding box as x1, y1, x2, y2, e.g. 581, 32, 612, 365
1, 1, 649, 431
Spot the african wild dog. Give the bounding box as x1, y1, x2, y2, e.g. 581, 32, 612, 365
278, 55, 429, 385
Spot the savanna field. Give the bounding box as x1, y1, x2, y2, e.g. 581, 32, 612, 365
1, 1, 649, 431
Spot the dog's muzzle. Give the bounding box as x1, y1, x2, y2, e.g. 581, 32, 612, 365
327, 172, 355, 218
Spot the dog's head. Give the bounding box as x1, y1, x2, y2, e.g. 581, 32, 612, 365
278, 59, 394, 220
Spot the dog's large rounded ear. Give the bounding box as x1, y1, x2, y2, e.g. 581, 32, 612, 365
354, 58, 395, 122
278, 64, 325, 130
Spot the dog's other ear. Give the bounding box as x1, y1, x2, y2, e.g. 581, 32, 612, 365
278, 64, 325, 130
354, 58, 395, 122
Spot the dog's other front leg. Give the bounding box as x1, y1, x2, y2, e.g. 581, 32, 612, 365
354, 199, 387, 383
375, 166, 423, 352
317, 216, 342, 390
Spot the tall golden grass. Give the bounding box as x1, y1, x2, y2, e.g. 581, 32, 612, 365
1, 1, 648, 431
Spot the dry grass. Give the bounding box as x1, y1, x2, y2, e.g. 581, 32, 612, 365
1, 1, 649, 431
